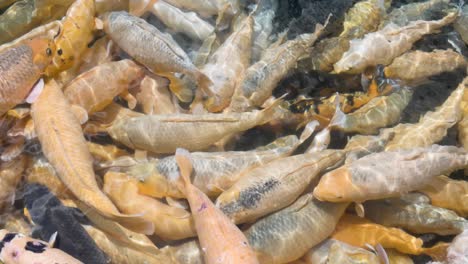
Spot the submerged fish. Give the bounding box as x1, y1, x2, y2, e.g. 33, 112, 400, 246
216, 150, 344, 224
364, 193, 468, 235
334, 12, 458, 74
0, 230, 82, 264
176, 148, 259, 264
103, 171, 197, 240
31, 79, 154, 235
0, 155, 26, 210
108, 98, 284, 153
244, 194, 348, 264
23, 183, 109, 264
102, 11, 212, 101
300, 239, 381, 264
126, 134, 302, 198
419, 175, 468, 218
314, 145, 468, 202
0, 38, 54, 116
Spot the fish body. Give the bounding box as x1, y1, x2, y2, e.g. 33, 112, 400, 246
0, 38, 53, 116
244, 194, 348, 264
103, 171, 197, 240
176, 149, 259, 264
46, 0, 96, 76
131, 74, 178, 115
234, 23, 325, 109
250, 0, 277, 63
84, 225, 175, 264
108, 99, 283, 153
334, 12, 458, 74
419, 175, 468, 218
364, 194, 468, 235
330, 87, 413, 134
384, 50, 467, 83
381, 0, 450, 28
102, 11, 211, 90
216, 150, 345, 224
331, 214, 425, 255
129, 135, 299, 198
301, 239, 380, 264
314, 145, 468, 202
0, 230, 83, 264
135, 0, 215, 41
64, 59, 144, 114
31, 79, 154, 235
445, 229, 468, 264
384, 77, 467, 150
23, 184, 109, 263
201, 15, 253, 112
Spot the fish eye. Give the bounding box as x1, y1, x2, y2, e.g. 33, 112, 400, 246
46, 48, 52, 56
57, 49, 63, 56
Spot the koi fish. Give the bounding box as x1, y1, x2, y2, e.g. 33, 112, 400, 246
419, 175, 468, 218
201, 15, 253, 112
31, 79, 154, 235
45, 0, 96, 76
0, 37, 54, 116
334, 12, 458, 74
101, 11, 212, 102
384, 49, 467, 84
63, 59, 144, 120
0, 230, 82, 264
131, 0, 215, 41
216, 150, 345, 224
380, 0, 451, 28
330, 87, 413, 134
176, 148, 259, 264
313, 145, 468, 203
108, 98, 284, 153
23, 183, 109, 264
244, 194, 348, 264
103, 171, 197, 240
364, 193, 468, 235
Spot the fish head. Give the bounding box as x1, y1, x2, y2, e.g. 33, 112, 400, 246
313, 167, 363, 202
27, 37, 56, 70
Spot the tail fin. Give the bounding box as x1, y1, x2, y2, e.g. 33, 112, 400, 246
175, 148, 194, 190
194, 70, 213, 92
163, 73, 194, 103
258, 95, 286, 124
329, 93, 347, 128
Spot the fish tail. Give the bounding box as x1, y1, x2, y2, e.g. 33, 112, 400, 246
175, 148, 194, 190
194, 70, 213, 92
258, 96, 286, 124
329, 93, 347, 128
163, 74, 194, 103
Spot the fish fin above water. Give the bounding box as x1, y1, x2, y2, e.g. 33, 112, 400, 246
355, 202, 365, 218
120, 91, 137, 109
26, 78, 45, 104
48, 232, 58, 248
329, 93, 347, 129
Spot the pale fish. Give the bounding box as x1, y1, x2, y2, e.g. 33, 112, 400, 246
300, 239, 380, 264
131, 0, 215, 41
31, 79, 154, 235
364, 193, 468, 235
108, 98, 284, 153
175, 148, 259, 264
313, 145, 468, 203
215, 150, 345, 224
103, 171, 197, 240
201, 15, 253, 112
334, 12, 458, 74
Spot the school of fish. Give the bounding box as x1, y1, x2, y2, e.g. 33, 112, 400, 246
0, 0, 468, 263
